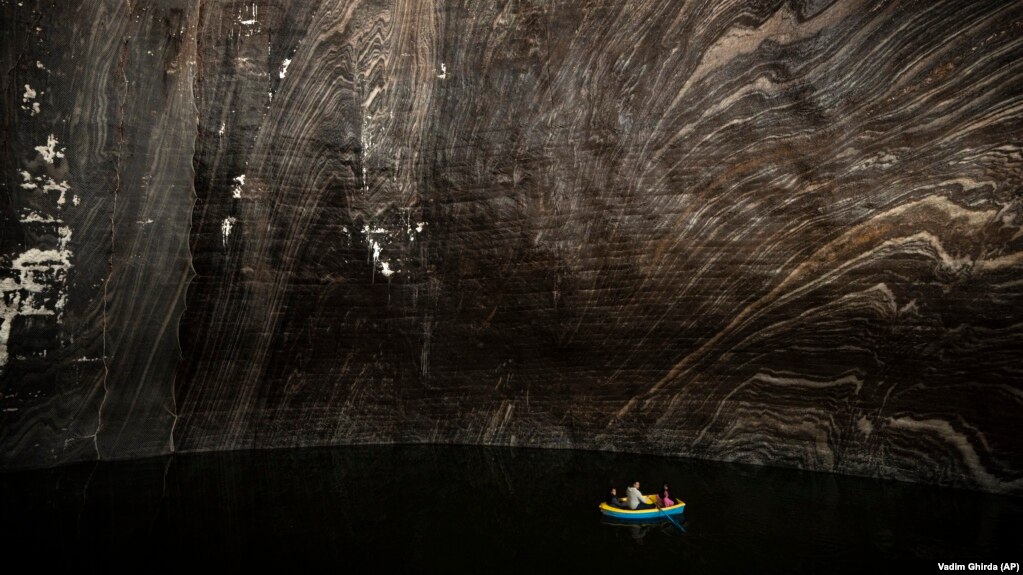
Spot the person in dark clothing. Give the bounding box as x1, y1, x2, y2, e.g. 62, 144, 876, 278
606, 486, 625, 508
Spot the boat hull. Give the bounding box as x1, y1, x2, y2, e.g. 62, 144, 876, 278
599, 496, 685, 521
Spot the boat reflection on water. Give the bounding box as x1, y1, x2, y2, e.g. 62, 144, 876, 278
600, 516, 687, 543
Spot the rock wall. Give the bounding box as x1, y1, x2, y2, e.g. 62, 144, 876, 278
2, 0, 1022, 493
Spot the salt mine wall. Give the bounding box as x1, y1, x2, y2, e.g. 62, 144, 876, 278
2, 0, 1021, 494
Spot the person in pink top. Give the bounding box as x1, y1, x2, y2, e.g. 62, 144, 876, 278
657, 482, 675, 507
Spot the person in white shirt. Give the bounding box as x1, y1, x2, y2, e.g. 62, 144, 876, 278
625, 481, 655, 510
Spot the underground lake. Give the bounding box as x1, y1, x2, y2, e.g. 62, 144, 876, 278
2, 445, 1020, 573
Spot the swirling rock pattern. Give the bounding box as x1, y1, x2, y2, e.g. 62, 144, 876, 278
1, 0, 196, 465
2, 0, 1022, 493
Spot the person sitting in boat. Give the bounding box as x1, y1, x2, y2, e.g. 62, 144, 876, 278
657, 482, 675, 507
625, 481, 655, 510
606, 487, 625, 508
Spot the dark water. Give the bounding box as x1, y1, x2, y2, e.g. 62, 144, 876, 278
1, 445, 1020, 573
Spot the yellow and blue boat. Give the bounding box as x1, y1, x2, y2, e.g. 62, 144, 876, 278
599, 495, 685, 522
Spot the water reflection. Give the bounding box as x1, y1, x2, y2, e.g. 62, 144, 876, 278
601, 517, 687, 543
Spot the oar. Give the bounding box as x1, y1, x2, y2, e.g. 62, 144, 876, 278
652, 496, 686, 533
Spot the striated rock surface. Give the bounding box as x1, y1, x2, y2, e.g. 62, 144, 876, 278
2, 0, 1022, 493
1, 0, 197, 464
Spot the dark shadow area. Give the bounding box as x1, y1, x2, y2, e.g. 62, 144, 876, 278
1, 445, 1020, 573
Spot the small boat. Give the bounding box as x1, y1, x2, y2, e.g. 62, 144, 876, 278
599, 495, 685, 521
